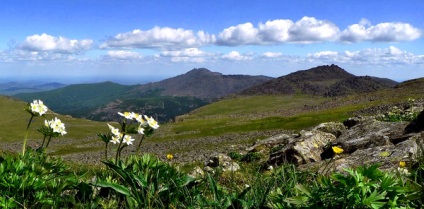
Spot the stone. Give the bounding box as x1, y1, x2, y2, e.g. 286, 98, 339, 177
334, 117, 407, 153
313, 122, 346, 137
222, 161, 240, 172
267, 130, 336, 165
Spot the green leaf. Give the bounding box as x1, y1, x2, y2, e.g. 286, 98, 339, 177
94, 181, 130, 196
285, 196, 309, 205
363, 190, 387, 209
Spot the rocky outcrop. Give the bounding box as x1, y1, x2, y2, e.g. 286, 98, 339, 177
247, 107, 424, 173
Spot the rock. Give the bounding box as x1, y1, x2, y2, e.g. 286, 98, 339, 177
405, 110, 424, 133
267, 130, 337, 165
334, 117, 407, 154
222, 162, 240, 172
206, 153, 233, 167
203, 166, 215, 174
246, 133, 293, 153
189, 166, 205, 179
313, 122, 346, 137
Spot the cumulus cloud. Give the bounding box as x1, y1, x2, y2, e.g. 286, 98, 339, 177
307, 46, 424, 65
341, 19, 422, 42
101, 27, 215, 49
104, 50, 143, 60
221, 51, 253, 61
217, 22, 259, 45
217, 16, 339, 45
158, 48, 212, 63
262, 52, 283, 58
288, 16, 340, 43
19, 33, 93, 54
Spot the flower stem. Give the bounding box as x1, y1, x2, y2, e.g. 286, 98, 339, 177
115, 134, 125, 163
136, 135, 145, 154
104, 142, 108, 161
45, 135, 53, 149
22, 115, 34, 155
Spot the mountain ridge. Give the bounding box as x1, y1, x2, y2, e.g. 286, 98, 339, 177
241, 64, 397, 96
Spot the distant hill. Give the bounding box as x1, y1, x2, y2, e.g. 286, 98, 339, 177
13, 68, 271, 122
132, 68, 273, 99
0, 81, 67, 95
241, 64, 397, 96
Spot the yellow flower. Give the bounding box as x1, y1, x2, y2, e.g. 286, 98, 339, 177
332, 146, 344, 154
399, 161, 406, 168
166, 154, 173, 160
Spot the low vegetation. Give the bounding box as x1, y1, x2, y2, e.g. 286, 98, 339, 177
1, 98, 424, 208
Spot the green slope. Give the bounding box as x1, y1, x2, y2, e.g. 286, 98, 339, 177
0, 96, 108, 155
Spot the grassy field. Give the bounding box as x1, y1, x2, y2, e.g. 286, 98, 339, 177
2, 81, 424, 160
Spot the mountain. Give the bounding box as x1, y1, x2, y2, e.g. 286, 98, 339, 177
13, 68, 272, 122
132, 68, 273, 99
241, 64, 397, 96
0, 81, 67, 95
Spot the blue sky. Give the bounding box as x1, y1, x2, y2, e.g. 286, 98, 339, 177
1, 0, 423, 84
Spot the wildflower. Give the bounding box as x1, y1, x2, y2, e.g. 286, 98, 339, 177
123, 135, 135, 145
118, 112, 133, 120
111, 135, 121, 144
332, 146, 344, 154
107, 124, 120, 136
137, 125, 145, 134
50, 117, 67, 135
166, 154, 173, 160
145, 115, 160, 129
399, 161, 406, 168
29, 99, 48, 116
135, 113, 146, 124
397, 167, 410, 176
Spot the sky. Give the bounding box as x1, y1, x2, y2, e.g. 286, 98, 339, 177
0, 0, 423, 84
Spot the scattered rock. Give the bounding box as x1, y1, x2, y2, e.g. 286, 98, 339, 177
267, 130, 336, 165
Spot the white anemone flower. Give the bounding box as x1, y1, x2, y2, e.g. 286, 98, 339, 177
111, 135, 121, 144
144, 115, 159, 129
30, 100, 48, 116
123, 135, 135, 145
118, 112, 133, 120
107, 124, 120, 136
137, 125, 145, 134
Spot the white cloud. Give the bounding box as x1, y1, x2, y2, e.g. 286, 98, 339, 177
217, 17, 339, 45
341, 19, 422, 42
307, 46, 423, 65
19, 33, 93, 54
161, 48, 206, 57
170, 57, 205, 63
217, 22, 259, 45
159, 48, 212, 63
288, 16, 339, 43
221, 51, 252, 61
258, 19, 293, 42
101, 27, 215, 49
262, 52, 283, 58
105, 50, 143, 60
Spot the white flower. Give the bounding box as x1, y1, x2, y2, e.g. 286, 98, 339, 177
137, 125, 145, 134
135, 113, 146, 124
107, 124, 120, 136
123, 135, 135, 145
397, 167, 410, 176
145, 115, 159, 129
30, 100, 48, 116
44, 117, 67, 135
118, 112, 132, 120
111, 135, 121, 144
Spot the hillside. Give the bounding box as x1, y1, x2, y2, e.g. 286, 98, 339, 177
3, 77, 424, 165
241, 64, 397, 96
13, 68, 272, 122
0, 81, 67, 95
132, 68, 273, 99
